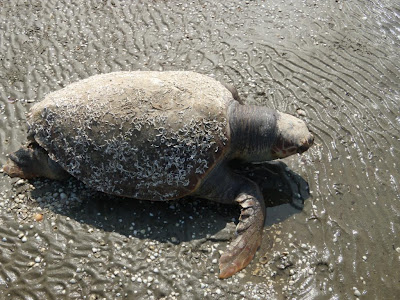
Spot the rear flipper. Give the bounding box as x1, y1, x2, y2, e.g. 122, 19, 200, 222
3, 142, 69, 180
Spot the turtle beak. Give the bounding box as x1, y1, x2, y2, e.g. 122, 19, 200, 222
297, 132, 314, 154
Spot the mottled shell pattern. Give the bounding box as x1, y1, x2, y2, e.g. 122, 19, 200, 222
28, 71, 233, 200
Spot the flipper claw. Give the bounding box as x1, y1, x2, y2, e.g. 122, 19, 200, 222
218, 193, 265, 278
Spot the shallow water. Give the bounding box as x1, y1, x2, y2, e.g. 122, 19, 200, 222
0, 0, 399, 299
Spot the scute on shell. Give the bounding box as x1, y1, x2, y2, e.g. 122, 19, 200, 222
29, 71, 233, 200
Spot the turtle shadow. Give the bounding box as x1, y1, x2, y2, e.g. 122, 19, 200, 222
27, 161, 310, 244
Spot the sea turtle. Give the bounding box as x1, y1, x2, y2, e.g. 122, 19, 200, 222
3, 71, 314, 278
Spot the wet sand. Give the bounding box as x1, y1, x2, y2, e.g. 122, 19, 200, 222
0, 0, 399, 299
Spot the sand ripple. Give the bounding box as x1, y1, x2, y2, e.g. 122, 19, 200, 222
1, 0, 399, 299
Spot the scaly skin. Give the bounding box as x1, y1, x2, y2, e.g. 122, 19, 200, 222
219, 193, 265, 279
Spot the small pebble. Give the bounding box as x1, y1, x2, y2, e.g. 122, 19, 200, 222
296, 109, 306, 116
395, 247, 400, 253
354, 289, 361, 297
16, 179, 25, 186
34, 213, 43, 222
35, 256, 41, 263
21, 236, 27, 243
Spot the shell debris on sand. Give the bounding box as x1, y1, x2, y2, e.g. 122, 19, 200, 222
34, 213, 44, 222
251, 227, 336, 297
1, 0, 399, 298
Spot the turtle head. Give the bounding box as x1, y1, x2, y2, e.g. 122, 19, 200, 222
229, 104, 313, 162
270, 112, 314, 159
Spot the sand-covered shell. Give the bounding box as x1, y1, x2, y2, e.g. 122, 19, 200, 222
28, 71, 233, 200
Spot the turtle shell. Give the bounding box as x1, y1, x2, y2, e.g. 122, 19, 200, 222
28, 71, 234, 200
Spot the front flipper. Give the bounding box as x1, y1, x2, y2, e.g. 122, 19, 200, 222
195, 166, 266, 278
219, 81, 243, 104
219, 192, 265, 278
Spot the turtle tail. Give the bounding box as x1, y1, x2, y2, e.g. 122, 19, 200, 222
3, 142, 69, 180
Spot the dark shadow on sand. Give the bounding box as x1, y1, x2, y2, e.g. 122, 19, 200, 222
26, 161, 310, 244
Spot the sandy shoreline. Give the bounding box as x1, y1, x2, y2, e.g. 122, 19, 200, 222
1, 0, 399, 299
